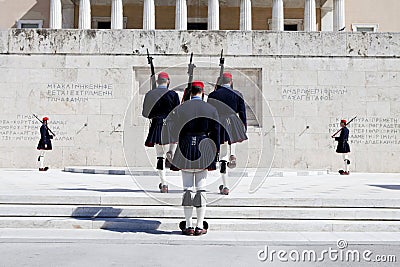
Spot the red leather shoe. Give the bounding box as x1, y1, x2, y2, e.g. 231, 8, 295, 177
219, 185, 229, 195
194, 227, 207, 236
159, 183, 168, 193
182, 227, 195, 236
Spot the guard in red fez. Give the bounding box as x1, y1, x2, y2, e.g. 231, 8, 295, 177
37, 117, 53, 171
142, 71, 180, 193
169, 81, 220, 236
333, 119, 351, 175
207, 72, 248, 195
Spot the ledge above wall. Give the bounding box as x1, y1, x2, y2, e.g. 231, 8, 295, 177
1, 29, 400, 57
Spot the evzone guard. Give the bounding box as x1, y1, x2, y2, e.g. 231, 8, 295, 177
332, 119, 351, 175
142, 72, 180, 192
169, 81, 220, 236
207, 72, 248, 195
36, 116, 54, 171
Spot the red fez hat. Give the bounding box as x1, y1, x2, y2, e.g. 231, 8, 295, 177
157, 72, 169, 80
340, 119, 347, 124
43, 117, 49, 121
192, 81, 204, 89
223, 72, 232, 79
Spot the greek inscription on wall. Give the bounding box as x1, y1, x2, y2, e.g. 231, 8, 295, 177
329, 117, 400, 145
282, 87, 348, 101
45, 83, 113, 102
0, 115, 73, 143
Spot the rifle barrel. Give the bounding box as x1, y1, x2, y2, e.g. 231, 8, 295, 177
331, 116, 357, 138
146, 49, 156, 90
182, 52, 196, 103
216, 49, 225, 88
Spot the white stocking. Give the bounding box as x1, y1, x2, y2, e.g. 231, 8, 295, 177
230, 143, 236, 156
220, 142, 229, 188
342, 154, 350, 172
194, 170, 207, 228
184, 207, 193, 228
182, 170, 195, 228
168, 143, 177, 155
155, 144, 167, 185
38, 151, 45, 168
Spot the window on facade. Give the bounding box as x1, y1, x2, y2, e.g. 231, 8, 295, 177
17, 20, 43, 29
92, 17, 127, 29
284, 24, 298, 31
188, 22, 207, 30
268, 19, 303, 31
352, 24, 378, 32
98, 21, 111, 29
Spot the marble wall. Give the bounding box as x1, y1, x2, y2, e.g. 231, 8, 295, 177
0, 29, 399, 172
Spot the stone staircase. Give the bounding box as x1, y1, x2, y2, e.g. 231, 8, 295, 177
0, 194, 399, 232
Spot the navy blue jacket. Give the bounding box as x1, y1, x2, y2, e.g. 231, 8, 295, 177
142, 86, 180, 147
335, 127, 350, 153
178, 101, 220, 144
170, 97, 220, 170
207, 86, 247, 129
142, 87, 180, 119
37, 124, 53, 150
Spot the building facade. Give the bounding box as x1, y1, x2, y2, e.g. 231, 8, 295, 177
1, 0, 400, 32
0, 1, 399, 172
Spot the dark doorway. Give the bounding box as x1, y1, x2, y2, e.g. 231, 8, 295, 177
98, 21, 111, 29
284, 24, 298, 31
188, 22, 207, 30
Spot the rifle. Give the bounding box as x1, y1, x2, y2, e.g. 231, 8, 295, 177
32, 113, 56, 137
215, 49, 225, 90
147, 49, 156, 90
331, 116, 357, 138
182, 52, 196, 103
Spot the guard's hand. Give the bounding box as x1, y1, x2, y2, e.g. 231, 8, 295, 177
50, 135, 54, 139
44, 144, 48, 149
215, 152, 220, 163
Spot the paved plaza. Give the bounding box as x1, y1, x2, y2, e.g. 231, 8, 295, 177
0, 168, 399, 266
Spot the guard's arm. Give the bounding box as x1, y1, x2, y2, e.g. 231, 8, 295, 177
335, 129, 346, 142
142, 94, 150, 118
237, 92, 247, 130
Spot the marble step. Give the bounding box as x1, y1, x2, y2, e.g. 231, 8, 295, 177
0, 217, 399, 232
0, 205, 400, 220
63, 166, 328, 177
0, 195, 399, 208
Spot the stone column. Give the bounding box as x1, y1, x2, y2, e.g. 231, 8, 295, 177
271, 0, 284, 31
143, 0, 155, 30
333, 0, 345, 31
208, 0, 219, 30
79, 0, 91, 29
111, 0, 123, 29
321, 0, 333, 31
175, 0, 187, 30
50, 0, 62, 29
304, 0, 316, 31
240, 0, 252, 31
